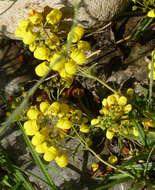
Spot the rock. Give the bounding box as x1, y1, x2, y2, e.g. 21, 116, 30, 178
0, 0, 129, 39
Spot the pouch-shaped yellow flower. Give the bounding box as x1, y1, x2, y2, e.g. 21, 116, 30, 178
106, 129, 114, 140
55, 152, 68, 167
133, 127, 139, 136
147, 9, 155, 18
71, 49, 86, 65
35, 142, 49, 154
56, 119, 72, 130
35, 62, 50, 77
65, 60, 77, 75
31, 132, 45, 146
108, 155, 118, 164
27, 108, 40, 120
43, 146, 58, 162
34, 45, 50, 60
46, 9, 62, 25
24, 120, 40, 136
67, 26, 84, 43
50, 53, 65, 71
29, 42, 36, 52
23, 31, 37, 45
39, 101, 50, 113
77, 40, 91, 50
118, 96, 127, 106
80, 124, 90, 133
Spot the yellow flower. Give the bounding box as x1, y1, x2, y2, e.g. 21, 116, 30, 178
106, 129, 114, 140
71, 49, 86, 65
23, 31, 37, 45
24, 120, 40, 136
91, 118, 99, 126
67, 26, 84, 43
77, 40, 91, 50
118, 96, 127, 106
48, 101, 61, 115
35, 62, 50, 77
15, 19, 33, 38
50, 53, 65, 71
59, 68, 73, 80
34, 45, 50, 60
57, 119, 72, 130
35, 142, 49, 154
65, 60, 77, 75
80, 124, 90, 133
147, 9, 155, 18
55, 151, 68, 167
18, 19, 32, 29
29, 11, 43, 25
15, 28, 25, 38
43, 146, 59, 162
124, 104, 132, 114
46, 9, 62, 24
133, 127, 139, 136
107, 95, 117, 106
91, 163, 99, 172
108, 155, 118, 165
45, 34, 60, 49
27, 108, 40, 120
31, 132, 45, 146
142, 119, 155, 128
60, 103, 70, 114
126, 88, 134, 96
39, 101, 50, 113
102, 98, 108, 106
29, 42, 36, 52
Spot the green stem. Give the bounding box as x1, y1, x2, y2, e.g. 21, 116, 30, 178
78, 68, 117, 94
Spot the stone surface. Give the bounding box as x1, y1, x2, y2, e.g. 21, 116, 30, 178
0, 0, 129, 38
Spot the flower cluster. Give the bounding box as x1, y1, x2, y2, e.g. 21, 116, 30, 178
23, 100, 89, 167
91, 89, 135, 140
15, 9, 90, 84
